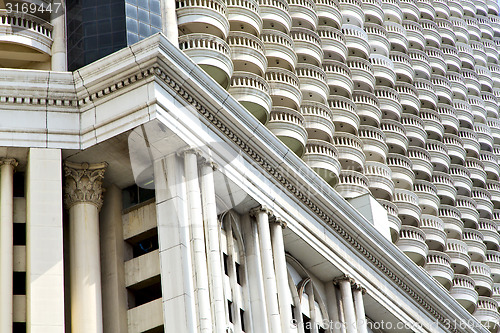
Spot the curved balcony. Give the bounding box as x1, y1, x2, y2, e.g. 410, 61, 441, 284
346, 56, 375, 92
400, 0, 420, 22
318, 26, 347, 62
494, 283, 500, 306
436, 18, 456, 46
323, 60, 354, 98
332, 132, 365, 171
489, 14, 500, 37
470, 262, 493, 296
227, 0, 262, 35
439, 204, 463, 240
494, 209, 500, 229
433, 0, 450, 18
381, 119, 408, 154
301, 101, 334, 142
446, 241, 472, 274
353, 91, 382, 127
432, 171, 456, 205
303, 139, 341, 185
342, 25, 370, 59
375, 87, 402, 121
475, 124, 494, 153
378, 199, 402, 242
395, 82, 419, 115
178, 34, 233, 89
465, 157, 487, 189
359, 125, 388, 162
468, 96, 487, 124
408, 49, 432, 79
472, 187, 494, 218
488, 0, 499, 14
413, 179, 439, 215
296, 64, 329, 104
446, 72, 467, 101
460, 129, 481, 158
266, 67, 302, 110
464, 229, 487, 262
389, 51, 414, 83
451, 18, 469, 44
362, 0, 384, 25
430, 75, 452, 105
414, 0, 434, 19
338, 0, 365, 27
479, 219, 500, 250
176, 0, 229, 38
408, 146, 432, 180
477, 66, 494, 94
487, 180, 500, 209
403, 20, 425, 51
365, 161, 394, 199
394, 189, 421, 226
483, 39, 499, 65
328, 96, 359, 134
291, 28, 323, 66
474, 0, 489, 15
381, 0, 403, 23
477, 15, 494, 41
449, 164, 472, 196
480, 151, 500, 181
495, 145, 500, 165
456, 42, 475, 70
450, 274, 478, 313
267, 107, 308, 156
397, 225, 428, 266
229, 72, 273, 123
441, 44, 461, 73
448, 0, 463, 18
364, 23, 390, 56
420, 109, 443, 140
482, 92, 498, 118
419, 19, 441, 48
469, 42, 487, 68
426, 139, 450, 172
464, 16, 481, 42
227, 32, 267, 75
456, 195, 480, 228
369, 54, 396, 88
402, 114, 427, 148
316, 0, 342, 28
424, 47, 447, 76
384, 21, 408, 53
421, 214, 446, 251
437, 104, 459, 134
387, 153, 414, 189
260, 29, 297, 71
474, 297, 500, 330
289, 0, 318, 30
454, 100, 474, 129
425, 251, 454, 289
488, 118, 500, 145
414, 78, 437, 110
259, 0, 292, 33
486, 250, 500, 282
335, 170, 370, 198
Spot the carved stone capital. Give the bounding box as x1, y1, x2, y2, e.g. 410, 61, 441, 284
271, 216, 287, 229
249, 205, 273, 218
200, 157, 219, 171
178, 147, 203, 158
333, 275, 355, 286
0, 158, 18, 169
64, 161, 108, 210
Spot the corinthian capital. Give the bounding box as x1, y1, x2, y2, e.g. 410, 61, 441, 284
64, 161, 108, 210
0, 158, 18, 168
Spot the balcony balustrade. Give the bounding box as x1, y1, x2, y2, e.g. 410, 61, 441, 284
338, 0, 365, 27
477, 15, 495, 40
424, 46, 446, 76
395, 81, 419, 114
362, 0, 384, 25
365, 161, 395, 199
378, 199, 402, 242
301, 101, 335, 142
481, 92, 498, 118
415, 0, 435, 19
439, 205, 463, 240
260, 29, 297, 71
451, 17, 469, 44
487, 180, 500, 209
358, 125, 388, 162
437, 104, 459, 134
407, 146, 432, 180
394, 189, 421, 226
296, 63, 329, 104
353, 91, 382, 126
399, 0, 419, 22
369, 54, 396, 88
381, 119, 408, 154
436, 17, 456, 46
449, 163, 472, 196
446, 241, 471, 274
425, 250, 454, 289
441, 44, 461, 73
489, 118, 500, 145
335, 170, 370, 198
267, 106, 308, 156
332, 132, 366, 171
473, 296, 500, 331
303, 139, 341, 185
479, 219, 500, 250
489, 14, 500, 37
318, 26, 347, 62
432, 171, 456, 205
227, 0, 262, 35
289, 0, 318, 30
486, 250, 500, 282
346, 56, 375, 92
316, 0, 342, 28
227, 32, 267, 75
328, 95, 359, 133
420, 109, 443, 140
266, 67, 302, 110
291, 27, 323, 66
229, 72, 272, 123
470, 262, 494, 296
473, 0, 489, 16
375, 87, 402, 120
402, 20, 425, 51
323, 60, 354, 98
472, 187, 494, 218
384, 21, 408, 53
433, 0, 450, 19
413, 179, 439, 215
420, 215, 446, 251
450, 274, 478, 313
426, 139, 450, 172
259, 0, 292, 32
460, 129, 481, 158
430, 74, 453, 104
176, 0, 229, 38
464, 16, 482, 42
387, 153, 414, 189
487, 0, 499, 14
364, 23, 390, 56
480, 151, 499, 181
475, 123, 494, 152
381, 0, 403, 22
464, 229, 487, 262
448, 0, 463, 18
397, 225, 428, 266
447, 72, 467, 101
475, 65, 493, 94
389, 51, 414, 83
454, 99, 474, 129
342, 25, 370, 59
456, 195, 480, 228
414, 78, 437, 109
456, 42, 475, 70
402, 113, 427, 148
468, 95, 487, 124
419, 19, 441, 48
483, 39, 499, 65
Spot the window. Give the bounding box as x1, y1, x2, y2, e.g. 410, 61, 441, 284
122, 184, 155, 209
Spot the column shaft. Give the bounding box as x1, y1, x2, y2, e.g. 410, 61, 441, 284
161, 0, 179, 46
353, 289, 367, 333
338, 280, 357, 333
0, 159, 16, 333
51, 1, 67, 71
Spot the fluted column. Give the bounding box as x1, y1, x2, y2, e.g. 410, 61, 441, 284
64, 161, 107, 333
0, 158, 17, 333
336, 277, 357, 333
271, 217, 294, 333
251, 206, 282, 333
51, 0, 67, 71
353, 285, 367, 333
200, 159, 226, 332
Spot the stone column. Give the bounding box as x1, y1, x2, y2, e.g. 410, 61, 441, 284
0, 158, 17, 333
336, 277, 357, 333
271, 217, 294, 333
64, 161, 107, 333
160, 0, 179, 46
51, 0, 67, 71
325, 282, 344, 333
353, 285, 367, 333
251, 206, 281, 333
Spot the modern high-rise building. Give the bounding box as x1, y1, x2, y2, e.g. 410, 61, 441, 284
2, 0, 500, 332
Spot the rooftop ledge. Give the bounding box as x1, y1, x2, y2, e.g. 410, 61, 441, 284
0, 33, 488, 332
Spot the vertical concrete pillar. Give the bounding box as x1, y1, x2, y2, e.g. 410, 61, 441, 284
325, 282, 343, 333
337, 278, 357, 333
200, 160, 226, 332
353, 286, 367, 333
64, 161, 107, 333
160, 0, 179, 46
270, 217, 293, 332
99, 184, 127, 333
154, 154, 196, 332
51, 0, 67, 71
251, 206, 282, 333
26, 149, 65, 333
0, 158, 17, 333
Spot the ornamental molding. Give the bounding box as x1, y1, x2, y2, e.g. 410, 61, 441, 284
64, 161, 108, 210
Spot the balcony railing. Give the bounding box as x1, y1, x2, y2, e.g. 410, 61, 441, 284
437, 104, 459, 135
289, 0, 318, 30
420, 214, 446, 251
450, 274, 478, 313
463, 228, 487, 263
446, 240, 471, 274
301, 101, 334, 141
176, 0, 229, 38
470, 262, 493, 296
229, 72, 272, 124
259, 0, 292, 32
364, 161, 394, 200
317, 26, 347, 62
397, 225, 428, 266
268, 107, 308, 156
358, 125, 388, 162
432, 171, 456, 205
413, 179, 439, 215
394, 189, 421, 226
303, 139, 341, 185
227, 0, 262, 35
332, 132, 366, 171
260, 29, 297, 71
407, 146, 432, 180
425, 250, 454, 289
316, 0, 342, 28
335, 170, 370, 198
439, 205, 463, 240
381, 119, 408, 154
387, 153, 414, 190
449, 163, 472, 196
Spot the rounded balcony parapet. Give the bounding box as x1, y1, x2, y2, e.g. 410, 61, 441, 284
323, 60, 354, 98
486, 250, 500, 282
295, 63, 329, 104
328, 95, 360, 134
465, 156, 487, 189
387, 153, 414, 189
390, 51, 414, 83
419, 108, 443, 140
481, 92, 498, 118
338, 0, 365, 27
364, 161, 395, 200
420, 214, 446, 251
352, 90, 382, 127
394, 188, 422, 226
290, 27, 323, 66
369, 54, 396, 88
469, 40, 488, 67
415, 0, 435, 19
358, 125, 388, 162
227, 0, 262, 35
448, 0, 463, 18
446, 241, 472, 274
229, 71, 272, 123
265, 67, 303, 110
402, 113, 427, 148
381, 119, 408, 154
364, 22, 390, 56
488, 118, 500, 146
437, 104, 459, 134
425, 250, 454, 289
453, 99, 474, 129
440, 204, 464, 239
260, 29, 297, 71
451, 17, 469, 44
378, 199, 402, 241
450, 273, 478, 313
470, 261, 494, 296
468, 95, 487, 124
441, 44, 461, 73
425, 139, 450, 172
476, 14, 494, 41
301, 101, 335, 142
228, 31, 267, 75
459, 128, 481, 158
268, 106, 308, 155
332, 132, 366, 171
342, 24, 371, 59
316, 0, 342, 28
413, 179, 439, 215
381, 0, 403, 23
419, 18, 441, 48
399, 0, 420, 22
289, 0, 318, 30
414, 78, 437, 110
489, 14, 500, 37
473, 296, 500, 329
480, 150, 500, 181
397, 225, 428, 266
456, 42, 475, 70
483, 38, 499, 65
472, 186, 494, 218
456, 195, 480, 228
464, 16, 482, 42
335, 170, 370, 198
346, 56, 375, 92
407, 146, 432, 180
259, 0, 292, 32
478, 219, 500, 251
435, 17, 456, 46
433, 0, 450, 19
402, 19, 425, 51
430, 74, 452, 105
374, 86, 402, 121
362, 0, 384, 25
424, 46, 446, 76
449, 163, 472, 195
446, 72, 467, 101
432, 171, 456, 205
303, 139, 341, 185
176, 0, 229, 38
384, 21, 408, 53
317, 26, 347, 62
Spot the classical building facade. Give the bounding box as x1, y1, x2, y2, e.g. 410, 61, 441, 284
2, 0, 500, 332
